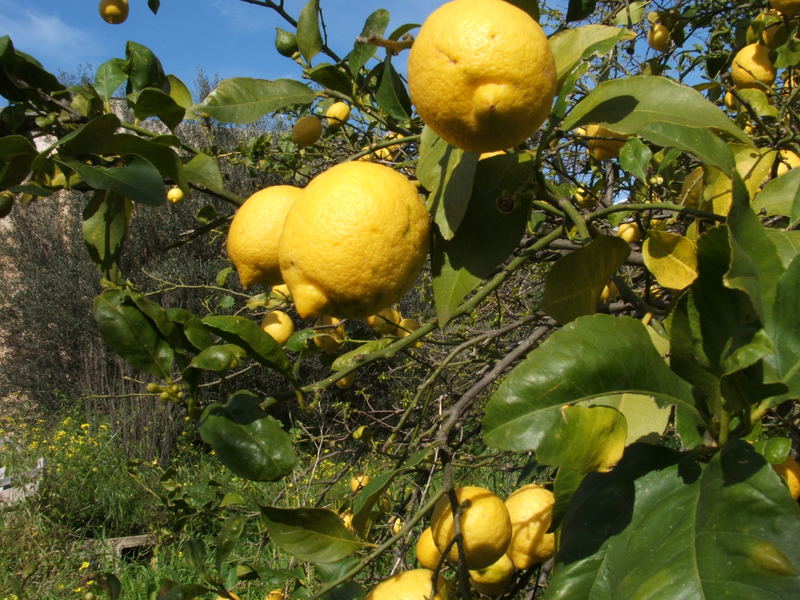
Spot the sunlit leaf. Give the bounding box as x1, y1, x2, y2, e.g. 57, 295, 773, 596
260, 506, 363, 563
62, 156, 165, 205
549, 25, 635, 84
642, 230, 698, 290
128, 87, 185, 130
583, 393, 672, 445
752, 169, 800, 226
297, 0, 323, 63
125, 41, 166, 95
94, 58, 128, 102
196, 78, 315, 124
347, 9, 390, 78
201, 315, 290, 373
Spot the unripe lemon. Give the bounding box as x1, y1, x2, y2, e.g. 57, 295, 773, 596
99, 0, 129, 24
431, 486, 512, 569
261, 310, 295, 346
617, 222, 642, 243
504, 483, 556, 569
647, 23, 671, 52
773, 455, 800, 500
350, 474, 371, 492
274, 27, 299, 57
312, 315, 344, 353
585, 123, 629, 160
292, 116, 323, 146
166, 186, 184, 203
416, 526, 443, 570
278, 162, 430, 318
366, 568, 449, 600
326, 102, 351, 127
469, 553, 516, 595
769, 0, 800, 17
408, 0, 556, 153
731, 43, 776, 89
366, 307, 402, 336
226, 185, 302, 289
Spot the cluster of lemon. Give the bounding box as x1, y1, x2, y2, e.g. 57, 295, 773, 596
290, 102, 352, 147
367, 483, 555, 599
98, 0, 128, 24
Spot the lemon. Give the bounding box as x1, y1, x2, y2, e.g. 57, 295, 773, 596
647, 23, 671, 52
585, 123, 628, 160
367, 307, 402, 336
776, 149, 800, 176
226, 185, 302, 289
272, 283, 292, 301
275, 27, 298, 57
770, 0, 800, 17
747, 11, 788, 49
350, 474, 371, 492
431, 485, 512, 569
313, 315, 345, 353
397, 318, 422, 347
723, 91, 739, 112
599, 281, 619, 302
99, 0, 128, 24
266, 590, 285, 600
504, 483, 556, 569
391, 516, 404, 535
731, 43, 776, 89
278, 161, 430, 318
617, 222, 642, 243
292, 115, 323, 146
166, 186, 184, 204
469, 553, 516, 595
415, 526, 443, 570
341, 510, 355, 531
366, 568, 449, 600
335, 372, 356, 389
407, 0, 556, 153
261, 310, 294, 346
326, 102, 351, 127
773, 455, 800, 500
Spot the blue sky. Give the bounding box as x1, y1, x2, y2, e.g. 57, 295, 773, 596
1, 1, 442, 98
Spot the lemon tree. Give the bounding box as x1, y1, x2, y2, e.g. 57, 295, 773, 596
2, 0, 800, 598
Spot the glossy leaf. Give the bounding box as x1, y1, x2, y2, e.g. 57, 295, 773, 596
82, 190, 131, 275
166, 74, 194, 113
704, 145, 776, 215
375, 58, 411, 121
546, 441, 800, 599
431, 152, 533, 324
196, 77, 315, 124
561, 76, 750, 146
183, 152, 224, 191
57, 114, 119, 157
619, 137, 651, 181
551, 467, 585, 531
94, 58, 128, 102
125, 41, 166, 95
0, 36, 65, 102
482, 314, 701, 457
215, 515, 245, 571
260, 506, 363, 563
189, 344, 245, 372
201, 315, 290, 373
297, 0, 323, 63
566, 0, 596, 21
752, 169, 800, 227
347, 9, 390, 78
306, 63, 351, 96
643, 230, 698, 290
0, 134, 36, 187
63, 156, 165, 205
639, 121, 735, 175
352, 470, 397, 537
583, 393, 671, 445
128, 87, 185, 130
166, 308, 215, 351
107, 133, 186, 191
764, 256, 800, 396
549, 25, 635, 84
417, 126, 478, 240
198, 390, 297, 481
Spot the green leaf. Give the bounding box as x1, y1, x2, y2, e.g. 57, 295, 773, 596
417, 126, 478, 240
82, 190, 131, 275
764, 256, 800, 396
94, 58, 128, 102
161, 583, 209, 600
0, 36, 65, 102
189, 344, 246, 372
196, 77, 315, 124
551, 467, 585, 531
765, 230, 800, 269
639, 121, 735, 175
260, 506, 363, 563
541, 235, 631, 324
583, 393, 672, 445
183, 152, 224, 191
375, 58, 411, 121
93, 290, 173, 378
306, 63, 352, 96
166, 74, 194, 113
215, 515, 246, 571
125, 41, 166, 95
107, 133, 186, 191
201, 315, 290, 373
128, 87, 185, 130
297, 0, 323, 64
347, 9, 390, 78
482, 314, 701, 458
166, 308, 215, 351
752, 169, 800, 226
352, 471, 397, 537
63, 156, 165, 205
618, 137, 651, 181
561, 76, 751, 146
56, 113, 120, 157
612, 1, 647, 26
566, 0, 596, 21
546, 441, 800, 599
0, 134, 36, 187
431, 152, 533, 324
199, 390, 297, 481
549, 25, 635, 84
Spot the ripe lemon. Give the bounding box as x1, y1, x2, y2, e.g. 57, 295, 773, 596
776, 149, 800, 176
469, 553, 515, 595
391, 516, 404, 535
261, 310, 294, 346
585, 123, 628, 160
398, 318, 423, 347
747, 11, 788, 49
313, 315, 344, 353
226, 185, 302, 289
99, 0, 128, 24
647, 23, 671, 52
366, 568, 449, 600
407, 0, 556, 153
341, 510, 355, 531
272, 283, 292, 301
773, 455, 800, 500
166, 186, 184, 203
416, 526, 442, 570
769, 0, 800, 17
723, 91, 739, 112
431, 485, 512, 569
504, 483, 556, 569
731, 43, 776, 89
292, 115, 323, 146
366, 307, 402, 336
350, 474, 371, 492
266, 590, 285, 600
326, 102, 351, 127
278, 161, 430, 318
617, 222, 642, 243
334, 372, 355, 389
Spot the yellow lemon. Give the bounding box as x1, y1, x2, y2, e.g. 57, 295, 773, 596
271, 283, 292, 301
416, 527, 442, 570
773, 455, 800, 500
617, 222, 642, 243
731, 43, 776, 89
278, 161, 430, 318
265, 590, 285, 600
366, 307, 402, 336
341, 510, 354, 531
769, 0, 800, 17
313, 315, 345, 353
397, 318, 423, 347
292, 115, 323, 146
776, 149, 800, 176
407, 0, 556, 153
391, 516, 404, 536
504, 483, 556, 569
166, 186, 184, 203
227, 185, 302, 289
326, 102, 351, 127
99, 0, 128, 24
723, 91, 739, 112
350, 474, 371, 492
599, 281, 620, 302
335, 372, 356, 389
647, 23, 671, 52
747, 11, 788, 49
585, 123, 629, 160
366, 568, 449, 600
261, 310, 295, 346
469, 553, 516, 595
431, 485, 512, 570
